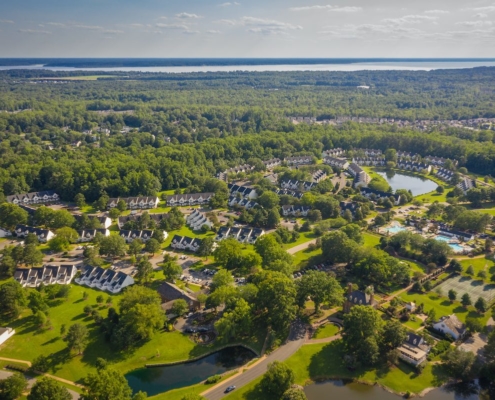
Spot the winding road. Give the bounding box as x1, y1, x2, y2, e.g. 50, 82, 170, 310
202, 321, 307, 400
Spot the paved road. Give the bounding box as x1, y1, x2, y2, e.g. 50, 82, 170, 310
203, 321, 307, 400
287, 240, 317, 255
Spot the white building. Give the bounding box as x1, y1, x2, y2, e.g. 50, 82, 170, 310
186, 210, 212, 231
75, 266, 134, 294
77, 229, 110, 243
0, 228, 12, 238
107, 196, 160, 210
397, 333, 430, 366
433, 315, 467, 340
0, 328, 15, 346
323, 157, 349, 170
14, 225, 55, 243
7, 191, 59, 205
166, 193, 214, 207
14, 265, 78, 287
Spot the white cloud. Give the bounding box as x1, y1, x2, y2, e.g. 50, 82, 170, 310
74, 24, 104, 30
104, 29, 124, 34
456, 20, 493, 27
241, 16, 302, 35
129, 23, 144, 27
468, 5, 495, 12
214, 19, 238, 25
206, 30, 222, 34
182, 30, 200, 35
383, 15, 438, 25
424, 10, 449, 15
290, 5, 362, 12
156, 23, 190, 30
474, 13, 489, 18
46, 22, 67, 27
176, 13, 203, 19
18, 29, 51, 34
0, 19, 14, 24
218, 2, 240, 6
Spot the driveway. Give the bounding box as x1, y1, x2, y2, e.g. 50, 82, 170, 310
202, 321, 307, 400
287, 240, 317, 255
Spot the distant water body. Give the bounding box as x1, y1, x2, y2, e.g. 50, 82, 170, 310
1, 59, 495, 73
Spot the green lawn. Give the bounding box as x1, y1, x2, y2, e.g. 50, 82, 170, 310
459, 256, 495, 280
283, 232, 317, 250
313, 323, 340, 339
403, 315, 424, 331
292, 248, 322, 269
399, 291, 490, 325
363, 232, 380, 249
466, 202, 495, 217
0, 285, 221, 384
225, 341, 447, 399
163, 225, 215, 248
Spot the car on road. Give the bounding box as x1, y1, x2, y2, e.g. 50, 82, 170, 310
225, 386, 236, 393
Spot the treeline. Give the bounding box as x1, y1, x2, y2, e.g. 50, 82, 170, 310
2, 121, 495, 202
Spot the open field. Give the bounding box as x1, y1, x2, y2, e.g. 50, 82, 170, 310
399, 290, 491, 325
34, 75, 120, 81
459, 256, 495, 280
436, 275, 495, 304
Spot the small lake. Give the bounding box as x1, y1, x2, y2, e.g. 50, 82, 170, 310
125, 346, 255, 397
305, 380, 481, 400
377, 171, 437, 196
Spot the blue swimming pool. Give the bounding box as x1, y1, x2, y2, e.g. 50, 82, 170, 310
435, 235, 464, 253
385, 224, 407, 234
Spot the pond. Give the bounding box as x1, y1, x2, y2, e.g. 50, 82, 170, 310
305, 380, 481, 400
376, 171, 437, 196
125, 346, 255, 397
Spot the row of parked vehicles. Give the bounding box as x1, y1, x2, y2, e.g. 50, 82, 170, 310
293, 263, 329, 279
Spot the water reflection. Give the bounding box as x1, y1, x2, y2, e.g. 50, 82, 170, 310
304, 380, 480, 400
125, 346, 255, 397
376, 171, 437, 196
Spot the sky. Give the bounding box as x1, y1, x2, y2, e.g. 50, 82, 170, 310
1, 0, 494, 58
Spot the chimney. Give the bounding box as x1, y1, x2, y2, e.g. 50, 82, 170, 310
369, 286, 374, 306
347, 283, 353, 295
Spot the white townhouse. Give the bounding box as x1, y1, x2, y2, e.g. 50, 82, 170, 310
263, 158, 282, 169
284, 156, 314, 165
186, 210, 213, 231
14, 225, 55, 243
77, 229, 110, 243
228, 196, 258, 209
347, 163, 371, 188
322, 148, 345, 158
119, 229, 165, 243
396, 159, 433, 174
280, 180, 316, 192
228, 184, 258, 199
351, 157, 386, 167
7, 191, 59, 206
324, 157, 349, 170
170, 235, 203, 252
166, 193, 214, 207
360, 187, 401, 205
76, 266, 134, 294
214, 227, 264, 244
14, 265, 78, 288
436, 167, 455, 182
107, 196, 160, 210
456, 177, 476, 194
281, 205, 311, 217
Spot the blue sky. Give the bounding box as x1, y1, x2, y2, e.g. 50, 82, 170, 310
1, 0, 494, 57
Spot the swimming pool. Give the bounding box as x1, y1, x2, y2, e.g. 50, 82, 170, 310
435, 235, 465, 253
385, 224, 407, 234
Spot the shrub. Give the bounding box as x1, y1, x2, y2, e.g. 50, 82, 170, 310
205, 375, 222, 384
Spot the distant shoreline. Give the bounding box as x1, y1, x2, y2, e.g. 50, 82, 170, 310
1, 57, 495, 68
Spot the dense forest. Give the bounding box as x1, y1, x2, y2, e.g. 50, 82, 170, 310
1, 68, 495, 201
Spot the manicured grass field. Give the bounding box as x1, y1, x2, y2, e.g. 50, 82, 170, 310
225, 341, 447, 399
313, 323, 340, 339
363, 232, 380, 249
0, 284, 220, 384
163, 225, 216, 248
399, 290, 490, 325
292, 247, 321, 268
282, 232, 317, 250
459, 256, 495, 280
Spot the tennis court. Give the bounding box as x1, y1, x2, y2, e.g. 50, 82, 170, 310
436, 275, 495, 304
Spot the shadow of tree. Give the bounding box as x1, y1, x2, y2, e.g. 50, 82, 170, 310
42, 336, 60, 346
